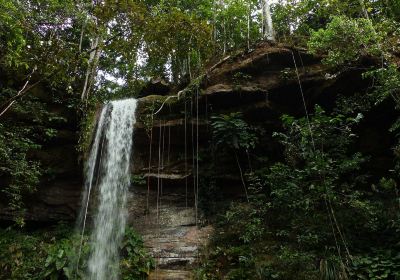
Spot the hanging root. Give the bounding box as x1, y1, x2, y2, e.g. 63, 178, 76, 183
152, 90, 187, 116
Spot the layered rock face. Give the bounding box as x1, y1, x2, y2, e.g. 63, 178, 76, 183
0, 83, 82, 223
133, 42, 396, 200
128, 42, 397, 277
3, 42, 392, 224
0, 42, 396, 277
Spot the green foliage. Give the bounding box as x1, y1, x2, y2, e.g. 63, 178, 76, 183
272, 0, 400, 45
1, 1, 400, 279
232, 72, 252, 88
308, 16, 383, 66
0, 225, 153, 280
143, 6, 212, 81
0, 0, 27, 68
0, 224, 86, 280
77, 106, 99, 155
42, 234, 89, 280
199, 105, 400, 279
265, 106, 385, 252
363, 64, 400, 177
0, 123, 41, 226
350, 251, 400, 279
1, 0, 399, 104
211, 112, 258, 152
0, 228, 44, 279
212, 0, 261, 53
131, 174, 146, 187
363, 64, 400, 106
0, 84, 72, 225
120, 227, 155, 280
319, 257, 348, 280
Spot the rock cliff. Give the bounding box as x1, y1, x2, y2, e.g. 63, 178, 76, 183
133, 42, 396, 201
1, 41, 395, 225
129, 42, 396, 277
0, 42, 396, 277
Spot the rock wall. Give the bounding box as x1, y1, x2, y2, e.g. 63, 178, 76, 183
0, 83, 82, 223
128, 42, 397, 277
0, 42, 396, 277
1, 42, 394, 223
133, 42, 397, 201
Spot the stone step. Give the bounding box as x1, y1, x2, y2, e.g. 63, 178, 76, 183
149, 251, 198, 260
143, 227, 202, 270
129, 207, 197, 228
143, 236, 200, 244
148, 269, 193, 280
148, 247, 198, 258
156, 257, 197, 268
141, 227, 197, 239
141, 224, 205, 236
148, 242, 198, 250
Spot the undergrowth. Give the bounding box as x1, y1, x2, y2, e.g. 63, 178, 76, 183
0, 224, 153, 280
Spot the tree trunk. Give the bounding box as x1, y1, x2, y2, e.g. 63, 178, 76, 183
262, 0, 275, 41
81, 35, 101, 101
359, 0, 370, 19
234, 150, 249, 202
223, 17, 227, 54
247, 0, 250, 50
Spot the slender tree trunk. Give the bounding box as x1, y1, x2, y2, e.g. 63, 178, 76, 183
80, 0, 103, 102
223, 17, 227, 54
188, 35, 193, 80
213, 0, 217, 42
247, 0, 250, 50
261, 0, 264, 36
234, 150, 249, 202
262, 0, 275, 41
78, 3, 88, 54
359, 0, 370, 19
188, 53, 192, 81
81, 35, 101, 101
218, 0, 227, 54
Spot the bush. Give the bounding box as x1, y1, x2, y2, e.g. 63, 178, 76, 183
308, 16, 383, 66
0, 225, 153, 280
120, 227, 155, 280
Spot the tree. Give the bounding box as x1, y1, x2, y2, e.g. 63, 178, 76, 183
262, 0, 275, 41
211, 113, 259, 202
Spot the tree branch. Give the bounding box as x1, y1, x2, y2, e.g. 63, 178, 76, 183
0, 67, 37, 118
0, 31, 125, 118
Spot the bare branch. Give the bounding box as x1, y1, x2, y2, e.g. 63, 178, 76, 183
0, 67, 37, 118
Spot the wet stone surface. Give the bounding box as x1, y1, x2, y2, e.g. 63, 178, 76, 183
127, 185, 213, 279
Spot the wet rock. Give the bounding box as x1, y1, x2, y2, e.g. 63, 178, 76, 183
127, 181, 213, 279
139, 78, 171, 97
148, 269, 193, 280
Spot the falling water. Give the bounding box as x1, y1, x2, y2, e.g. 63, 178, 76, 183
77, 98, 138, 280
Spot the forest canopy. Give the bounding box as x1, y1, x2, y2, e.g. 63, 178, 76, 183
1, 0, 399, 102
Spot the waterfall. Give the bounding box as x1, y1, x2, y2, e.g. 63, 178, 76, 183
77, 98, 138, 280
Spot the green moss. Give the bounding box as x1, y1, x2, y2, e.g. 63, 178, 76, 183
137, 74, 205, 124
77, 105, 99, 155
131, 174, 146, 186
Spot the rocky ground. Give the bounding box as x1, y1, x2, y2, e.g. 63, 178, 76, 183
128, 183, 213, 279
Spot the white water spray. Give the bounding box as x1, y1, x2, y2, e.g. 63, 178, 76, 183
77, 98, 138, 280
